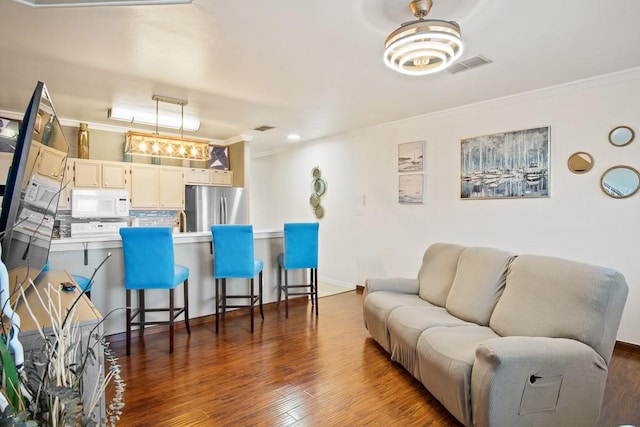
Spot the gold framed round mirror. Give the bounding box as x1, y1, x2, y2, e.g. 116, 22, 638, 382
600, 165, 640, 198
608, 126, 635, 147
567, 152, 594, 174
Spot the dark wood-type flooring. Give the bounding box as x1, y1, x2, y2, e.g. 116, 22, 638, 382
107, 291, 640, 426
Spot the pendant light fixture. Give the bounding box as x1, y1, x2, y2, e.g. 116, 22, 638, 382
124, 95, 211, 162
384, 0, 464, 76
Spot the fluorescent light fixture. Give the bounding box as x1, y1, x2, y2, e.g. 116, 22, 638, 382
108, 106, 200, 132
287, 134, 301, 141
12, 0, 191, 7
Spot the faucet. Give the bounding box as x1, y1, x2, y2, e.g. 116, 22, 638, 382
175, 210, 187, 232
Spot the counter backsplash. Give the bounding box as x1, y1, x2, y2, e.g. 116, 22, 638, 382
56, 210, 178, 238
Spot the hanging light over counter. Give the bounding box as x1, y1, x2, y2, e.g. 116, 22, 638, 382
124, 131, 211, 161
122, 95, 211, 161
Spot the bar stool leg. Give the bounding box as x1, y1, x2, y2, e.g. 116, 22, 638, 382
250, 278, 255, 333
284, 269, 289, 318
314, 268, 319, 316
183, 278, 191, 335
138, 289, 145, 338
126, 289, 132, 356
215, 278, 220, 334
259, 271, 264, 319
169, 288, 175, 353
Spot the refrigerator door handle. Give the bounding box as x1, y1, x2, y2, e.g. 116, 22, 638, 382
222, 196, 228, 224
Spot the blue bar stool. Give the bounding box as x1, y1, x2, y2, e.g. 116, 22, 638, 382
42, 262, 92, 298
211, 224, 264, 333
119, 227, 190, 355
72, 275, 92, 299
277, 222, 319, 318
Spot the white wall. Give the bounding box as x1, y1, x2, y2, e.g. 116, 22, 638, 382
250, 68, 640, 345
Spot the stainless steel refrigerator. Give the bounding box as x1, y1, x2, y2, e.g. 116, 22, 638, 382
184, 185, 247, 231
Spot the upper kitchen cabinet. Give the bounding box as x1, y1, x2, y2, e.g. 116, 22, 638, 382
102, 161, 129, 190
184, 167, 232, 186
184, 168, 210, 185
158, 166, 184, 209
130, 164, 159, 209
72, 159, 101, 188
209, 169, 233, 186
34, 142, 66, 181
130, 164, 184, 209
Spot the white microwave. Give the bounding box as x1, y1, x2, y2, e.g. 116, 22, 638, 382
71, 189, 130, 218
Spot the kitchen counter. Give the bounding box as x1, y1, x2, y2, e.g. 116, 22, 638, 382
47, 228, 287, 336
50, 228, 283, 252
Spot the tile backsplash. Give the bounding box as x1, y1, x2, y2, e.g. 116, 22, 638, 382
56, 210, 178, 238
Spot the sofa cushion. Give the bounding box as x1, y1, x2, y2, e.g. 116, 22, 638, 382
445, 247, 513, 325
363, 291, 432, 353
489, 254, 629, 363
388, 305, 472, 378
418, 243, 466, 306
417, 325, 500, 427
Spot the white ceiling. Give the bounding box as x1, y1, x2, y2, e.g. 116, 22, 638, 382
1, 0, 640, 155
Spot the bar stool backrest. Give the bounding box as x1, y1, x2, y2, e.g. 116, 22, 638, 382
211, 224, 256, 279
120, 227, 175, 290
282, 222, 319, 270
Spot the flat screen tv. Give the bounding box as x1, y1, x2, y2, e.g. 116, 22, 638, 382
0, 81, 69, 298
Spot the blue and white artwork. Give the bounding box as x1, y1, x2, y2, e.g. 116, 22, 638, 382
398, 141, 424, 172
399, 173, 424, 204
460, 126, 550, 199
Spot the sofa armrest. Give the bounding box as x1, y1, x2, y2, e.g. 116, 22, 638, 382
364, 277, 419, 295
471, 336, 608, 427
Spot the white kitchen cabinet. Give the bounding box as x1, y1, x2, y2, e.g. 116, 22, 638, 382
184, 168, 210, 184
209, 169, 233, 186
158, 166, 184, 209
130, 164, 183, 209
34, 143, 67, 180
102, 161, 129, 190
72, 159, 101, 188
130, 164, 159, 209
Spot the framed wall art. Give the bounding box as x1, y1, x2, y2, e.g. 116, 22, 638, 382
398, 140, 424, 172
209, 145, 229, 170
399, 173, 424, 204
0, 116, 20, 153
460, 126, 550, 199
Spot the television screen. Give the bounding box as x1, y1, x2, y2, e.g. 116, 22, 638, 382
0, 82, 69, 299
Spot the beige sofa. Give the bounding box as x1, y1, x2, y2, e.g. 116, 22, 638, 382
363, 243, 628, 427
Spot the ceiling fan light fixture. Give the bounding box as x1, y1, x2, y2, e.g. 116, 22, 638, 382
384, 0, 464, 76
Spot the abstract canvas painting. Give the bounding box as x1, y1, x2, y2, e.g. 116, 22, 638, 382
460, 126, 549, 199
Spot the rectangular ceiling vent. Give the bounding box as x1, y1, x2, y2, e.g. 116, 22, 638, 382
449, 55, 492, 74
253, 125, 276, 132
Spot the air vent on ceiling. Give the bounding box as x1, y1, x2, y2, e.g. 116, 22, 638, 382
449, 55, 492, 74
253, 125, 276, 132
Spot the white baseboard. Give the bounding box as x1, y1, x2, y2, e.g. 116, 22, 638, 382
318, 277, 356, 289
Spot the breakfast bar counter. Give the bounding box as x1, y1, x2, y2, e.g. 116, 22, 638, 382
48, 229, 284, 336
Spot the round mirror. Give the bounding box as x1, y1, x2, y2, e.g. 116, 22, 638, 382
567, 152, 594, 174
608, 126, 634, 147
313, 178, 327, 196
311, 166, 322, 179
309, 193, 320, 208
600, 166, 640, 198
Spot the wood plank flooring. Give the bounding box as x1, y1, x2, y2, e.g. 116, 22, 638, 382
107, 291, 640, 427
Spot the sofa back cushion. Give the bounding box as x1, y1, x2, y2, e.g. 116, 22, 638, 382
445, 247, 513, 325
418, 243, 466, 306
490, 254, 628, 363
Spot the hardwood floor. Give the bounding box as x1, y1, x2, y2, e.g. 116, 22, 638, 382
107, 291, 640, 427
